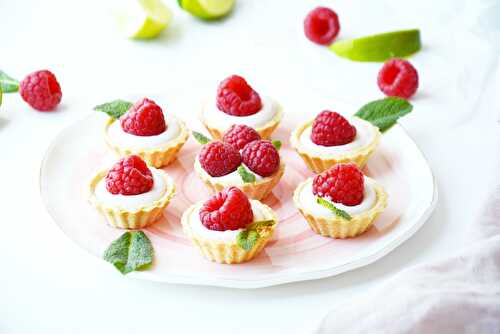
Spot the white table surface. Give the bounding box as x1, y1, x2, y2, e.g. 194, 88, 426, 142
1, 0, 498, 333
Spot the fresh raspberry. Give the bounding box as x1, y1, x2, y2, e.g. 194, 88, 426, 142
120, 98, 167, 136
105, 155, 153, 196
216, 75, 262, 116
19, 70, 62, 111
241, 140, 280, 177
304, 7, 340, 45
377, 59, 419, 99
198, 141, 242, 177
199, 187, 253, 231
313, 163, 364, 206
311, 110, 356, 146
222, 124, 261, 151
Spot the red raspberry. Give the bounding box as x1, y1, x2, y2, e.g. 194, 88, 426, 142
120, 98, 167, 136
377, 59, 419, 99
216, 75, 262, 116
200, 186, 253, 231
304, 7, 340, 45
313, 163, 364, 206
19, 70, 62, 111
241, 140, 280, 177
105, 155, 154, 195
198, 141, 242, 177
222, 124, 261, 151
311, 110, 356, 146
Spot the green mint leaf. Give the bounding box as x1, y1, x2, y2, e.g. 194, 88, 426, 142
355, 97, 412, 132
272, 140, 282, 150
192, 131, 211, 144
236, 220, 275, 251
247, 219, 275, 230
317, 197, 352, 221
237, 165, 256, 183
103, 231, 154, 275
0, 71, 19, 93
94, 100, 133, 119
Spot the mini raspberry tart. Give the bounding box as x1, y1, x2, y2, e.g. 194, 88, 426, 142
181, 187, 278, 264
194, 130, 285, 200
199, 75, 283, 139
293, 163, 387, 238
290, 110, 380, 173
101, 98, 189, 168
88, 155, 175, 229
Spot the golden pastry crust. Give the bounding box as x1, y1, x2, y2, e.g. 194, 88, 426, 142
194, 159, 285, 200
104, 118, 190, 168
181, 200, 277, 264
293, 177, 387, 238
199, 103, 283, 140
88, 169, 175, 229
290, 117, 380, 173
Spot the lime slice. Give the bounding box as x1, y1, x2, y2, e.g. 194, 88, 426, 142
115, 0, 172, 39
178, 0, 235, 20
329, 29, 421, 62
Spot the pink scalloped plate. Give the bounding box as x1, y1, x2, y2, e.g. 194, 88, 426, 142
40, 113, 437, 288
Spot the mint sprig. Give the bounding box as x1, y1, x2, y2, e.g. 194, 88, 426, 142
317, 197, 352, 220
103, 231, 154, 275
192, 131, 211, 144
236, 220, 275, 251
0, 71, 19, 93
94, 100, 133, 119
237, 165, 256, 183
272, 140, 282, 150
355, 97, 412, 132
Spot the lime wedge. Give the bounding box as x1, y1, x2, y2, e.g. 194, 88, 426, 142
329, 29, 421, 62
115, 0, 172, 39
178, 0, 235, 20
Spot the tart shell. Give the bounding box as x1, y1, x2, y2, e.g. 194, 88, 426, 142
194, 159, 285, 200
88, 170, 175, 229
104, 118, 190, 168
293, 177, 388, 238
290, 118, 380, 173
181, 200, 278, 264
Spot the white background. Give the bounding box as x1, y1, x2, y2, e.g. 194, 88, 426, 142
1, 0, 499, 333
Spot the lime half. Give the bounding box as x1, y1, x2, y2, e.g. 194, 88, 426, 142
178, 0, 235, 20
115, 0, 172, 39
329, 29, 421, 62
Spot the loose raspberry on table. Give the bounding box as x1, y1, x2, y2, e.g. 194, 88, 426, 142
222, 124, 261, 151
304, 7, 340, 45
311, 110, 356, 146
377, 58, 419, 99
19, 70, 62, 111
241, 140, 280, 177
199, 141, 242, 177
105, 155, 154, 196
199, 186, 254, 231
120, 98, 167, 136
216, 75, 262, 116
313, 163, 364, 206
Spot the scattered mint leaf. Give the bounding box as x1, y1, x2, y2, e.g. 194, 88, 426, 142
355, 97, 412, 132
192, 131, 211, 144
103, 231, 154, 275
0, 71, 19, 93
272, 140, 282, 150
236, 220, 276, 251
317, 197, 352, 220
94, 100, 133, 119
237, 165, 256, 183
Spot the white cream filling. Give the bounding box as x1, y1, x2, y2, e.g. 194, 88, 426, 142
298, 177, 376, 217
107, 114, 181, 150
202, 95, 278, 131
188, 201, 268, 242
298, 117, 377, 156
94, 168, 168, 211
